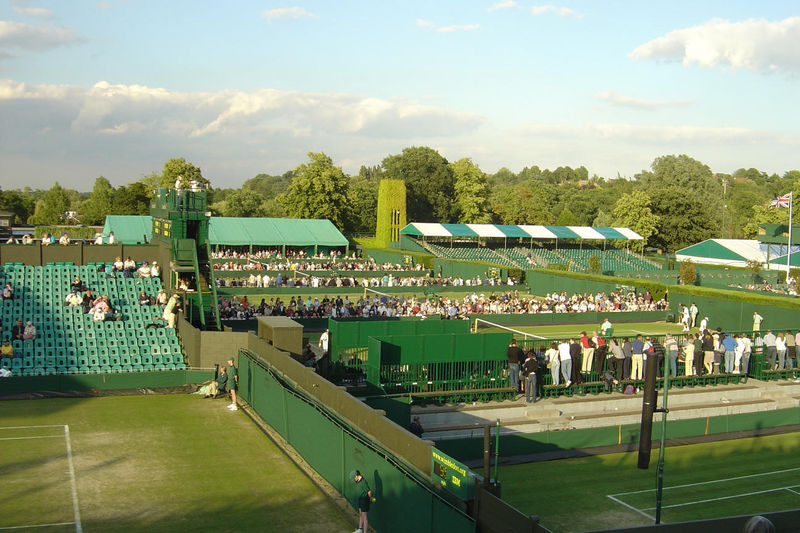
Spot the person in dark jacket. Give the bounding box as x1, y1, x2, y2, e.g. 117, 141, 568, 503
522, 349, 538, 403
506, 339, 524, 393
569, 338, 583, 385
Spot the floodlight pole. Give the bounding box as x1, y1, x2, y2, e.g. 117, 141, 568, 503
787, 193, 793, 278
654, 352, 670, 524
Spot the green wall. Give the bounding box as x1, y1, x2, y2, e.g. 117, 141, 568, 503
0, 369, 214, 396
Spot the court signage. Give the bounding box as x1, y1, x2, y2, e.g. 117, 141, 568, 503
431, 449, 476, 499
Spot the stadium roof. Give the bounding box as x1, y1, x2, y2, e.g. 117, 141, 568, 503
399, 223, 643, 240
103, 215, 153, 244
768, 251, 800, 267
103, 216, 348, 247
675, 239, 766, 267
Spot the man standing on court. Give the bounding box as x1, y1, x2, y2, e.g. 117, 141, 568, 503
689, 303, 699, 328
600, 317, 612, 337
318, 328, 330, 356
506, 339, 523, 394
753, 311, 764, 332
226, 357, 239, 411
631, 334, 644, 381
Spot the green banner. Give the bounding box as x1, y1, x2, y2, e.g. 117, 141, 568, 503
431, 449, 476, 500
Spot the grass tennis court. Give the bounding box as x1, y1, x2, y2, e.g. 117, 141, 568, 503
499, 431, 800, 533
0, 395, 352, 533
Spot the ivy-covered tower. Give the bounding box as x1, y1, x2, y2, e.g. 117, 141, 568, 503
375, 179, 407, 248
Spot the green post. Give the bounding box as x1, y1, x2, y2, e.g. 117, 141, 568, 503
493, 418, 500, 483
655, 351, 670, 523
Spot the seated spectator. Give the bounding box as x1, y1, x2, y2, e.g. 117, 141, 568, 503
11, 319, 25, 340
113, 256, 124, 271
92, 306, 107, 322
71, 276, 86, 292
93, 233, 104, 245
137, 261, 152, 278
66, 290, 83, 307
58, 232, 70, 245
138, 290, 153, 306
23, 321, 36, 340
123, 256, 136, 272
2, 283, 12, 300
21, 234, 33, 245
150, 261, 160, 278
409, 416, 424, 437
155, 289, 168, 306
1, 339, 13, 358
205, 366, 228, 398
107, 231, 116, 244
41, 233, 53, 246
4, 236, 14, 244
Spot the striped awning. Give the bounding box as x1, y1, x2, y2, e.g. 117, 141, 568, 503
400, 223, 643, 240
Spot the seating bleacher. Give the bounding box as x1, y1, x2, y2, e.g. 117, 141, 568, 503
0, 263, 184, 376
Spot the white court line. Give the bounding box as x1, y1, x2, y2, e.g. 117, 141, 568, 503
0, 522, 76, 530
0, 425, 69, 430
785, 487, 800, 497
63, 425, 83, 533
610, 466, 800, 497
607, 495, 654, 520
641, 484, 800, 511
0, 436, 65, 441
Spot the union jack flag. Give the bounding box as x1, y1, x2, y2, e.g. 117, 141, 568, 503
769, 192, 792, 209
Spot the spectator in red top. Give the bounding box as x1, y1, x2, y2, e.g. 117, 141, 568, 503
579, 332, 594, 373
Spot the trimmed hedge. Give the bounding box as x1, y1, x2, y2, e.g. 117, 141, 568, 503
33, 226, 101, 239
374, 179, 406, 248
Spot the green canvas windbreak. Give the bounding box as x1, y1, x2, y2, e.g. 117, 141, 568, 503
207, 217, 349, 247
102, 216, 153, 244
676, 240, 747, 262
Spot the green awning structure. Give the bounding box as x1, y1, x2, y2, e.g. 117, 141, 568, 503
102, 215, 153, 244
102, 215, 348, 247
208, 217, 348, 247
399, 223, 643, 240
675, 239, 765, 266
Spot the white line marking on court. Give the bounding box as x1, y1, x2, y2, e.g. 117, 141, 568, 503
0, 522, 77, 530
63, 425, 83, 533
0, 425, 69, 430
610, 466, 800, 497
606, 495, 654, 520
0, 436, 65, 441
641, 485, 800, 511
785, 487, 800, 497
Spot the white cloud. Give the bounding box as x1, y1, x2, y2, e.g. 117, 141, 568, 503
416, 18, 434, 27
530, 5, 583, 18
630, 16, 800, 74
436, 24, 480, 33
594, 90, 695, 110
488, 1, 517, 11
262, 7, 317, 21
0, 21, 84, 55
12, 6, 54, 18
0, 79, 485, 188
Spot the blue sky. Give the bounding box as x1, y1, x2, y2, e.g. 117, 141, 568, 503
1, 0, 798, 190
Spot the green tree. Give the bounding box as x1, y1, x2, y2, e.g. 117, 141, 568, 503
0, 189, 34, 224
217, 189, 269, 217
137, 172, 161, 200
742, 205, 791, 239
80, 177, 114, 225
278, 152, 351, 230
28, 183, 72, 225
112, 182, 151, 215
381, 146, 454, 223
678, 260, 697, 285
592, 210, 613, 227
556, 207, 577, 226
588, 254, 602, 274
490, 183, 554, 225
451, 158, 490, 223
611, 191, 659, 252
159, 157, 208, 189
649, 187, 719, 252
640, 155, 721, 199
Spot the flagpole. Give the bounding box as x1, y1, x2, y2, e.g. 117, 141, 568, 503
787, 193, 793, 278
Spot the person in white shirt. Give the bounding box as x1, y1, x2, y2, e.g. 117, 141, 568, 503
557, 340, 572, 387
137, 261, 151, 278
545, 342, 560, 386
318, 329, 329, 355
150, 261, 160, 278
107, 232, 116, 245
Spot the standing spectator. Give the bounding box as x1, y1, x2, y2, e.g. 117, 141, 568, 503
621, 337, 633, 380
608, 338, 624, 380
752, 311, 763, 332
409, 416, 424, 437
163, 294, 180, 328
579, 332, 594, 373
683, 334, 695, 376
740, 333, 752, 374
150, 261, 160, 279
522, 349, 538, 403
664, 334, 679, 377
592, 332, 607, 374
722, 332, 737, 373
693, 333, 704, 376
785, 330, 795, 370
557, 339, 572, 387
699, 316, 709, 335
775, 332, 787, 370
701, 331, 715, 375
569, 338, 583, 385
506, 339, 523, 394
631, 334, 644, 381
226, 357, 239, 411
318, 328, 330, 356
762, 330, 777, 370
545, 342, 560, 386
352, 470, 373, 533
